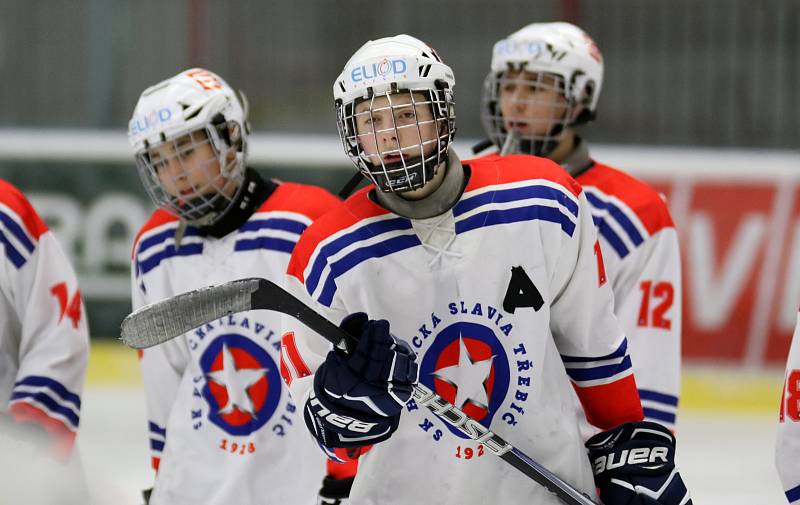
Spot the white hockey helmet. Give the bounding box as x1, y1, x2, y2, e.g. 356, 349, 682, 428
128, 68, 250, 224
481, 22, 604, 156
334, 34, 456, 193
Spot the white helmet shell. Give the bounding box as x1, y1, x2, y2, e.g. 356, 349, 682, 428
128, 68, 248, 154
333, 34, 455, 105
491, 22, 603, 112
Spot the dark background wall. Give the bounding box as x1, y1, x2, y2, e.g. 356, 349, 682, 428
1, 0, 797, 147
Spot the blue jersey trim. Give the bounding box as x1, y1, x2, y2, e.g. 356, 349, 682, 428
317, 234, 421, 306
305, 217, 413, 295
454, 185, 579, 218
456, 205, 576, 237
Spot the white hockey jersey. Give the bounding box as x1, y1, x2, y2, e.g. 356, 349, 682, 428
0, 179, 89, 459
132, 181, 340, 505
283, 155, 644, 505
577, 161, 681, 430
778, 312, 800, 504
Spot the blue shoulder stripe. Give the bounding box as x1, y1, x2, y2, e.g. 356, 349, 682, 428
454, 185, 579, 218
240, 218, 307, 235
0, 229, 26, 268
456, 205, 576, 237
0, 210, 35, 253
137, 226, 202, 256
138, 243, 204, 275
585, 192, 644, 246
593, 216, 630, 259
316, 234, 421, 306
235, 237, 296, 254
306, 217, 413, 295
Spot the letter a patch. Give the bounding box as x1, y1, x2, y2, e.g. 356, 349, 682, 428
502, 266, 544, 314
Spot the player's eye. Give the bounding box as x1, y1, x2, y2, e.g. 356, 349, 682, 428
502, 82, 517, 93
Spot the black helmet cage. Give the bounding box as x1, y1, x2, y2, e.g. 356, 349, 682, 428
480, 66, 594, 157
134, 116, 246, 224
336, 83, 456, 194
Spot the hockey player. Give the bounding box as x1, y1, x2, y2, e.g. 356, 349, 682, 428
283, 35, 692, 505
128, 68, 350, 505
777, 315, 800, 504
480, 22, 682, 431
0, 179, 89, 501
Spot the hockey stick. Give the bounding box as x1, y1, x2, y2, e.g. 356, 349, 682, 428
120, 278, 599, 505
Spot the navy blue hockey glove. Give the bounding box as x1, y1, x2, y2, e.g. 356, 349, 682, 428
585, 421, 692, 505
304, 313, 418, 449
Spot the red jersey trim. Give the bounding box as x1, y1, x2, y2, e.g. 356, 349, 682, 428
572, 374, 644, 430
464, 154, 583, 198
0, 179, 48, 240
257, 181, 341, 221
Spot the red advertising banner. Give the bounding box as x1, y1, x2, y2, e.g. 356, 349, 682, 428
641, 176, 797, 367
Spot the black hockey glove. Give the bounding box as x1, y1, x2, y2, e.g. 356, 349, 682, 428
304, 313, 418, 449
317, 475, 353, 505
585, 421, 692, 505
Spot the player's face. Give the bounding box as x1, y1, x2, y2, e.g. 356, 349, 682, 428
354, 92, 439, 167
498, 70, 569, 136
147, 130, 230, 199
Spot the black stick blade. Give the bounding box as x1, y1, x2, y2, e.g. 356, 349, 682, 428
120, 278, 262, 349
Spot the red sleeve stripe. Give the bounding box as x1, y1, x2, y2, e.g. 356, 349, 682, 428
280, 332, 311, 386
571, 374, 644, 430
7, 401, 77, 461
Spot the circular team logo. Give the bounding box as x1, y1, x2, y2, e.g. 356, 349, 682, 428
199, 334, 282, 436
419, 322, 510, 438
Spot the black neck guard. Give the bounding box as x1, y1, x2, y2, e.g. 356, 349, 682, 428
199, 168, 277, 238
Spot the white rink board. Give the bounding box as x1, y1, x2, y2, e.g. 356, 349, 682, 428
76, 386, 786, 505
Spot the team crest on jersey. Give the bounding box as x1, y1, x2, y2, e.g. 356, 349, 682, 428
199, 334, 282, 436
410, 301, 534, 445
419, 322, 510, 438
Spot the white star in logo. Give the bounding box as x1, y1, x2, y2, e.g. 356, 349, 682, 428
432, 335, 494, 410
206, 343, 268, 416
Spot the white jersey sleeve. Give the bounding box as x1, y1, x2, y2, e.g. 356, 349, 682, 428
131, 265, 190, 471
548, 190, 644, 430
611, 226, 681, 429
0, 180, 89, 459
777, 313, 800, 504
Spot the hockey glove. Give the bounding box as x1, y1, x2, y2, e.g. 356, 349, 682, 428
304, 313, 418, 448
585, 421, 692, 505
317, 475, 353, 505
